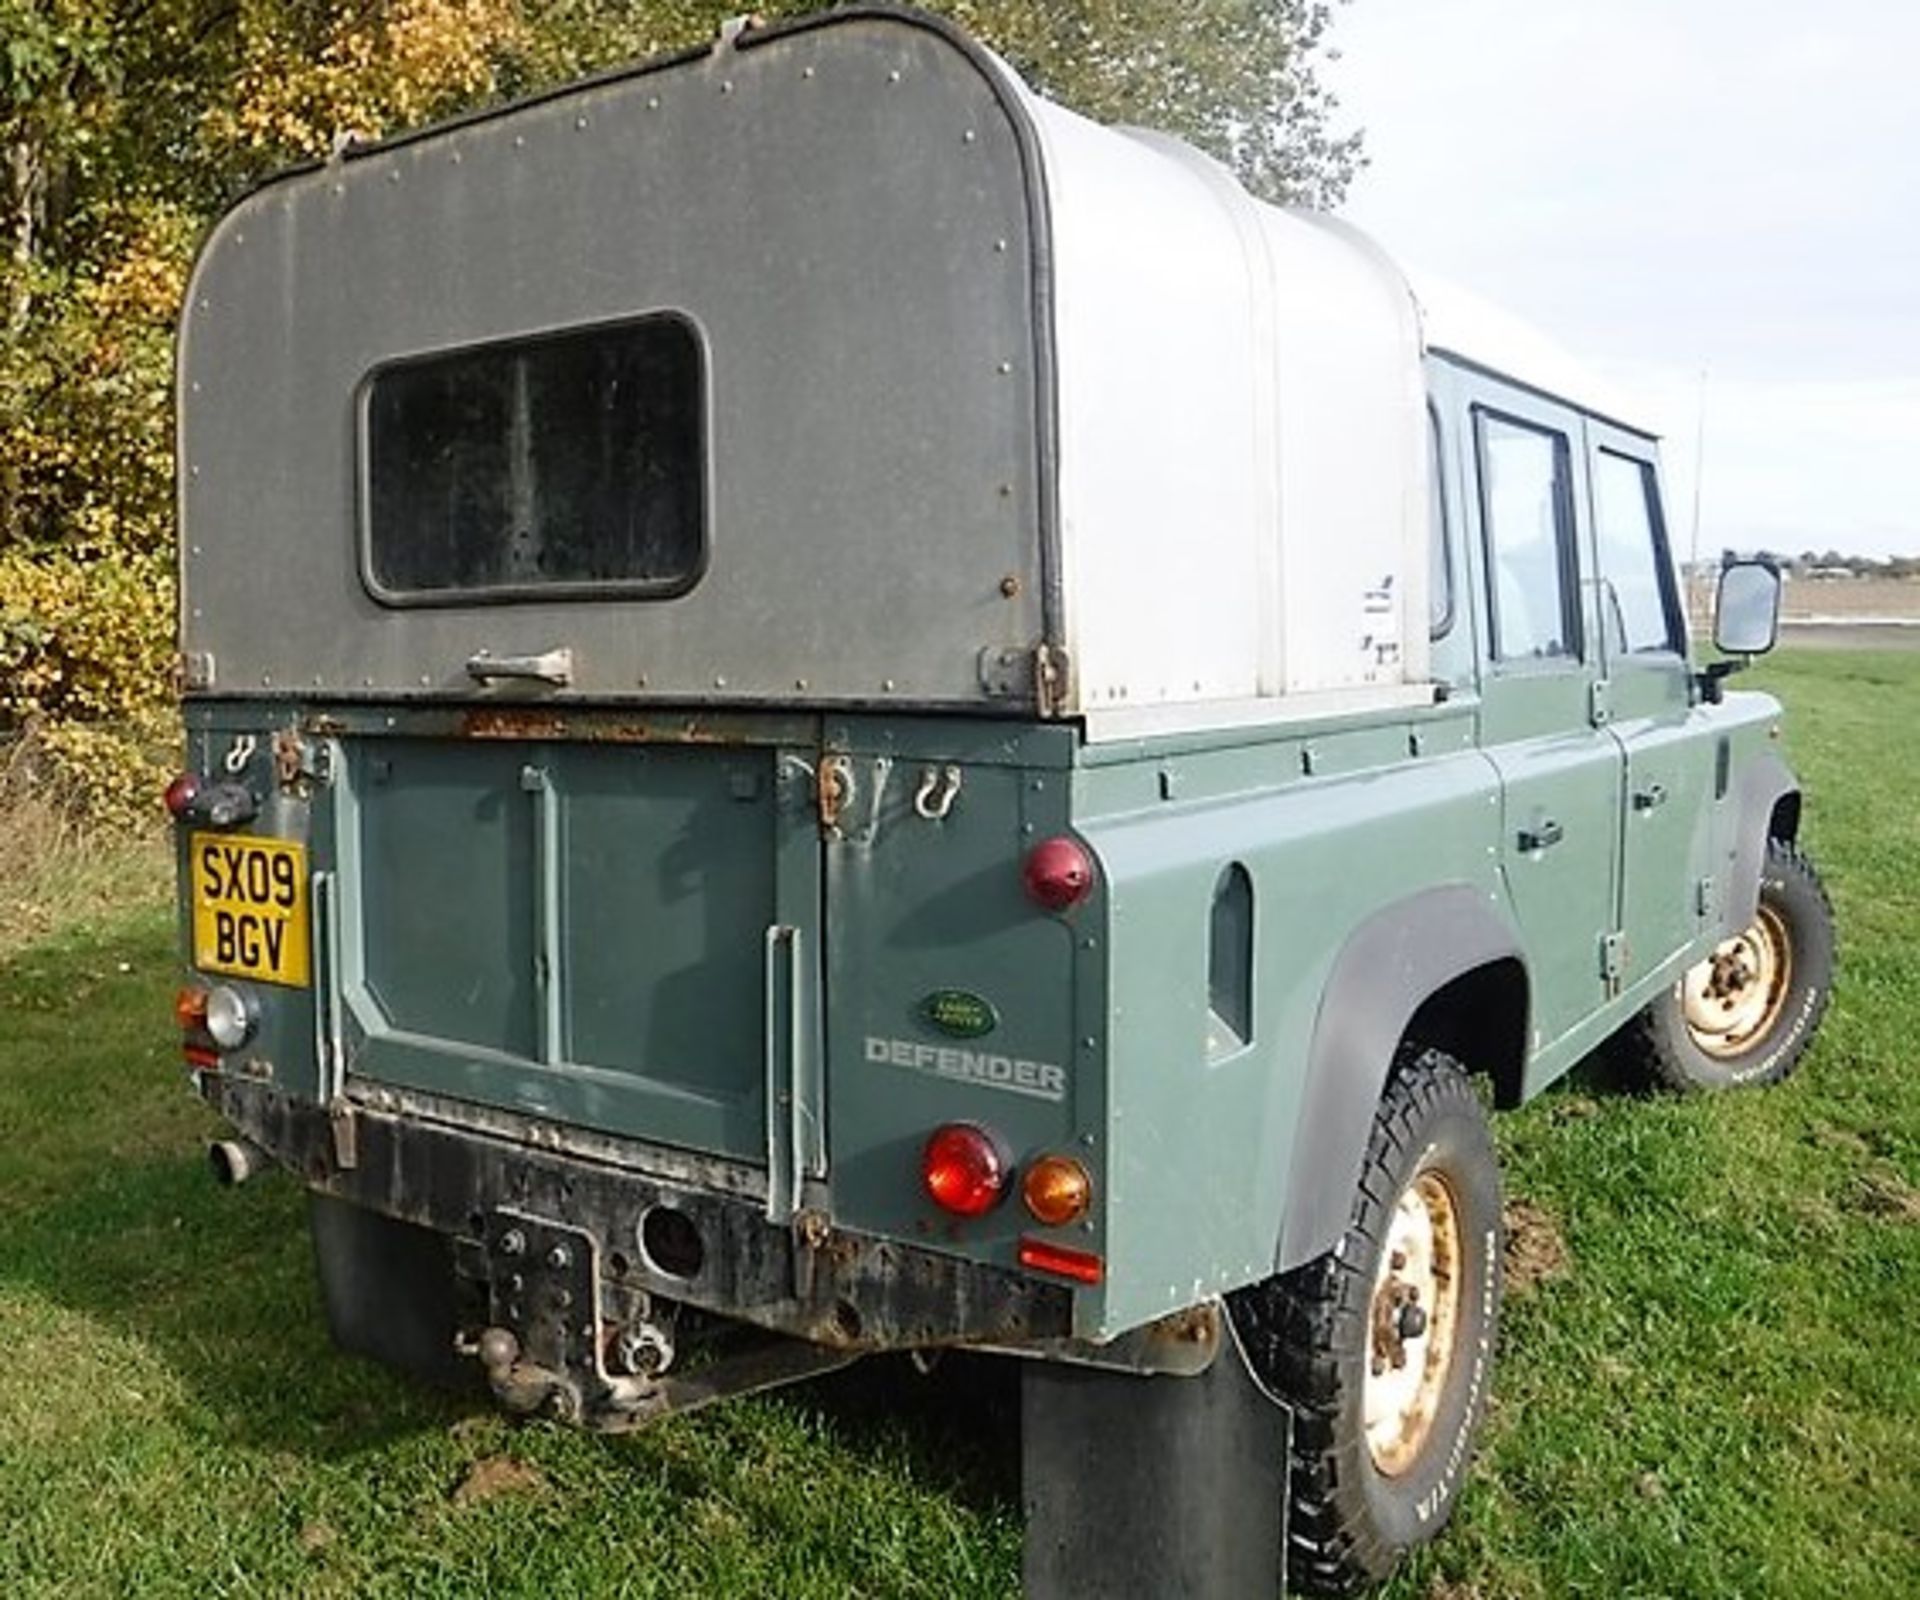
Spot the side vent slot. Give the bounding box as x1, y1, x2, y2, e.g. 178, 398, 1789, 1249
1206, 863, 1254, 1060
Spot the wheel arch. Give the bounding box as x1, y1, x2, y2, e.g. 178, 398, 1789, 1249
1274, 884, 1526, 1273
1726, 748, 1800, 937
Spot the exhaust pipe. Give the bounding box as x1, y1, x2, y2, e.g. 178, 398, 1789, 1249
208, 1138, 269, 1187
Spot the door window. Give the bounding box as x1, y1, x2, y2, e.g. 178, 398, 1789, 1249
1475, 412, 1579, 661
1593, 450, 1682, 655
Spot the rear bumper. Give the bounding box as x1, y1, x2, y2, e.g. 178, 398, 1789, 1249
202, 1072, 1073, 1353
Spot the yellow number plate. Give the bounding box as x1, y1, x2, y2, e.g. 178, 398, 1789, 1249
189, 833, 311, 987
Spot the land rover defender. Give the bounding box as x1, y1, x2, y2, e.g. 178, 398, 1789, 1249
169, 10, 1833, 1594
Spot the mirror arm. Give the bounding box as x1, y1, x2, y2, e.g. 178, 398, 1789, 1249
1697, 658, 1745, 706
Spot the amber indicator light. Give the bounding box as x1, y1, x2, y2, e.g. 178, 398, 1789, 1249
175, 986, 210, 1030
1021, 1154, 1092, 1226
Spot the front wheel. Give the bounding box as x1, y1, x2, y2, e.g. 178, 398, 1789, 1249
1231, 1048, 1502, 1595
1623, 839, 1835, 1092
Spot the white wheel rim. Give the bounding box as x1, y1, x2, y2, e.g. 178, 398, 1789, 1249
1681, 904, 1791, 1059
1364, 1168, 1463, 1477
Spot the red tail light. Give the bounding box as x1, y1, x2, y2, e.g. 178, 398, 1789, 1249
164, 772, 202, 819
922, 1123, 1009, 1217
1022, 836, 1094, 911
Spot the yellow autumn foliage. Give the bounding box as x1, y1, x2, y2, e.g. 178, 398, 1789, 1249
0, 546, 179, 827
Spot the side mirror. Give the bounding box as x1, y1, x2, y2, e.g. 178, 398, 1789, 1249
1713, 559, 1782, 657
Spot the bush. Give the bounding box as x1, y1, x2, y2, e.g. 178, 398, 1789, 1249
0, 546, 178, 830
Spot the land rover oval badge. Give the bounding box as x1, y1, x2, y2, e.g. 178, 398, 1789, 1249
921, 989, 998, 1039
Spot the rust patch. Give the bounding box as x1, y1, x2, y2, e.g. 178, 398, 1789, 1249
457, 707, 748, 745
272, 727, 306, 788
1503, 1198, 1570, 1295
460, 708, 572, 741
451, 1454, 548, 1506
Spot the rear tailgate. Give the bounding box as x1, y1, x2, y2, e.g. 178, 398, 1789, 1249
328, 728, 819, 1169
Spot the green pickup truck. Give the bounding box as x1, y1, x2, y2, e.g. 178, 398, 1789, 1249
168, 10, 1833, 1595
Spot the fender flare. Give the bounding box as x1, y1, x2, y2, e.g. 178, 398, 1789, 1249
1274, 884, 1524, 1273
1725, 747, 1800, 936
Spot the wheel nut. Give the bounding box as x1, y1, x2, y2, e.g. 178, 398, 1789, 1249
547, 1244, 571, 1269
1397, 1302, 1430, 1340
500, 1229, 526, 1257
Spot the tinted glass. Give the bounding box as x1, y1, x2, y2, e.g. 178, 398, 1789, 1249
1593, 449, 1680, 654
1478, 413, 1577, 660
366, 317, 704, 601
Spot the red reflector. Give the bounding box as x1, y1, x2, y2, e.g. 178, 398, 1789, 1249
163, 771, 202, 819
922, 1123, 1008, 1217
1019, 1237, 1105, 1285
1022, 836, 1095, 911
183, 1045, 221, 1070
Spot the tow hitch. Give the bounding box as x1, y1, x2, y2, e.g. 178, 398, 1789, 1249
464, 1209, 855, 1431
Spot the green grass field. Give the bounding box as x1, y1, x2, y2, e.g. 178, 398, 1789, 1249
2, 649, 1916, 1598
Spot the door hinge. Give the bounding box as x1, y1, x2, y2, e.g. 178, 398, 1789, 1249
1588, 678, 1612, 727
1695, 876, 1716, 922
1600, 931, 1628, 995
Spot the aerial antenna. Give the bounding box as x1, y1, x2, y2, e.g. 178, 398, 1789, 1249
1686, 364, 1710, 621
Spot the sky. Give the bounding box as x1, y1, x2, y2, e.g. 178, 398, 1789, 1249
1324, 0, 1920, 559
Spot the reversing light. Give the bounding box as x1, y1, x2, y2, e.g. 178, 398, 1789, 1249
163, 772, 202, 819
1021, 1154, 1093, 1226
204, 985, 259, 1051
1018, 1237, 1105, 1285
922, 1123, 1009, 1217
1022, 836, 1094, 912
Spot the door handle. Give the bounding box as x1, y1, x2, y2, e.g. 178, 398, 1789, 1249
465, 646, 574, 686
1632, 783, 1669, 812
1518, 818, 1564, 852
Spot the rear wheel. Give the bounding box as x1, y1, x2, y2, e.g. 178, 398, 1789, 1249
1231, 1048, 1502, 1595
1622, 840, 1834, 1092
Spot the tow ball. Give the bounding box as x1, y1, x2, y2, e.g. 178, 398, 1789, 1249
466, 1210, 663, 1423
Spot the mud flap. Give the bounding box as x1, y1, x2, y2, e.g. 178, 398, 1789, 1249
308, 1192, 477, 1391
1021, 1330, 1290, 1599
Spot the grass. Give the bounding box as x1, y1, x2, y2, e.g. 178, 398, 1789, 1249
0, 737, 171, 962
2, 649, 1916, 1598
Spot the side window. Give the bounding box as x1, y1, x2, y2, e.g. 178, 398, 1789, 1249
1428, 407, 1455, 640
363, 314, 705, 604
1475, 411, 1578, 661
1593, 449, 1682, 654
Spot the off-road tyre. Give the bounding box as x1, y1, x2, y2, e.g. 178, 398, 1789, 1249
1230, 1048, 1502, 1596
1622, 840, 1834, 1093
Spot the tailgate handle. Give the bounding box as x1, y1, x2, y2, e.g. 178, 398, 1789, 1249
465, 646, 574, 687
